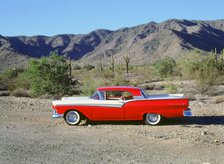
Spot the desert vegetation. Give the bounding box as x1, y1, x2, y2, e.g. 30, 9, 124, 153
0, 49, 224, 99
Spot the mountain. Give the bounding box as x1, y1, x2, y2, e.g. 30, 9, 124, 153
1, 19, 224, 71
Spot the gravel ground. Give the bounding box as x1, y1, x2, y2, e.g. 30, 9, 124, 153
0, 96, 224, 163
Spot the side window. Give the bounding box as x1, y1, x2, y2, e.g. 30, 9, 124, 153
121, 91, 133, 100
105, 91, 133, 100
99, 91, 106, 100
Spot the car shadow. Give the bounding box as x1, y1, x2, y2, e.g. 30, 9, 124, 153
164, 116, 224, 126
87, 116, 224, 126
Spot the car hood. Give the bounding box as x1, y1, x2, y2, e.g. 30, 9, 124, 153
61, 96, 89, 101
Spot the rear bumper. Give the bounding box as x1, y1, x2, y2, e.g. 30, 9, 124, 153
183, 108, 193, 117
52, 109, 64, 118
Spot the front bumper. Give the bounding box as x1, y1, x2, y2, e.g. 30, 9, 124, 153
52, 109, 64, 118
183, 108, 193, 117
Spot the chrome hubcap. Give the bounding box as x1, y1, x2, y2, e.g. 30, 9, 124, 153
68, 112, 78, 122
148, 114, 158, 122
66, 111, 80, 124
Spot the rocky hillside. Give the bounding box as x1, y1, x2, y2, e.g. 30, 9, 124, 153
1, 19, 224, 70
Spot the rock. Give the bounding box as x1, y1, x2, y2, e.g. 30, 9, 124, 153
201, 131, 208, 136
213, 139, 220, 145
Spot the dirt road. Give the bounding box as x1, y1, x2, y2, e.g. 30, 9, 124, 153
0, 97, 224, 163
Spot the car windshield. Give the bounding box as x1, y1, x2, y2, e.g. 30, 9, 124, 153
90, 91, 105, 100
91, 91, 100, 100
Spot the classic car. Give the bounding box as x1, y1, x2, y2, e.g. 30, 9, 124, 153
52, 86, 192, 126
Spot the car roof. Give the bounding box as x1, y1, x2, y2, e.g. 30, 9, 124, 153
97, 86, 142, 96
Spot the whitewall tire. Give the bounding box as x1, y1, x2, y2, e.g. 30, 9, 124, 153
145, 113, 161, 125
64, 110, 81, 126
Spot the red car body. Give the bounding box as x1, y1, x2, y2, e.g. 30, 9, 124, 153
52, 86, 192, 125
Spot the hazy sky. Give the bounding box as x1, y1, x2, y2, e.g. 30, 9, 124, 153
1, 0, 224, 36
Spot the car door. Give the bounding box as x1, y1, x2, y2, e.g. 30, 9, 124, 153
91, 90, 126, 120
91, 100, 125, 120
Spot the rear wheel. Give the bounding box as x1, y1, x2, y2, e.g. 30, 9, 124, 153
64, 110, 81, 126
145, 113, 161, 125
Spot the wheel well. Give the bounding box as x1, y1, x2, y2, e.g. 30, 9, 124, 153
143, 113, 147, 120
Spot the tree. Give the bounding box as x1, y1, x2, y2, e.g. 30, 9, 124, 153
27, 51, 73, 96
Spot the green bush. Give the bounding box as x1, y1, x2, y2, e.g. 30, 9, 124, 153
178, 51, 222, 94
27, 52, 74, 97
102, 69, 114, 79
0, 69, 18, 91
154, 57, 177, 77
81, 77, 97, 96
194, 66, 218, 94
164, 84, 177, 94
111, 75, 129, 86
0, 78, 7, 91
1, 69, 18, 79
0, 67, 28, 92
15, 72, 30, 90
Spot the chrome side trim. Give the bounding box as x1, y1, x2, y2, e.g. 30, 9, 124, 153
183, 108, 193, 117
54, 103, 124, 108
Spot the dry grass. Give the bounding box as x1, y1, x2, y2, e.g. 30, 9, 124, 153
11, 89, 31, 97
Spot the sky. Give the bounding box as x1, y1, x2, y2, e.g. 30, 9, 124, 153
0, 0, 224, 36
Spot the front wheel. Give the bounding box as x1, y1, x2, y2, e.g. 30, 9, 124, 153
145, 113, 161, 125
64, 110, 81, 126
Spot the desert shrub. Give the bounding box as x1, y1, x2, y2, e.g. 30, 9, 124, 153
11, 89, 31, 97
81, 77, 97, 95
15, 72, 30, 90
192, 54, 219, 94
178, 51, 223, 94
0, 68, 28, 91
26, 51, 74, 97
73, 64, 82, 70
0, 80, 7, 91
83, 64, 95, 71
1, 69, 18, 79
111, 75, 129, 86
154, 57, 177, 77
178, 53, 213, 79
164, 84, 178, 94
129, 80, 138, 87
194, 68, 218, 94
0, 69, 17, 91
102, 69, 115, 79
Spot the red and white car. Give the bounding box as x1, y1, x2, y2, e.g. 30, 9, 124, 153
52, 86, 192, 125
